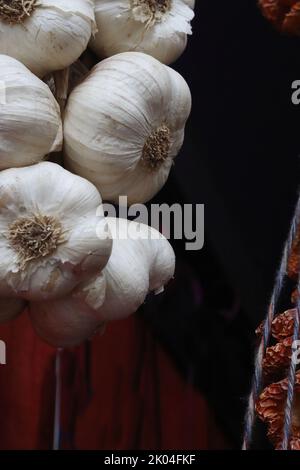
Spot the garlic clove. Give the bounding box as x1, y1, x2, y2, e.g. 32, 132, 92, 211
0, 162, 112, 301
64, 52, 192, 204
0, 55, 62, 170
0, 297, 26, 323
90, 0, 195, 65
0, 0, 96, 77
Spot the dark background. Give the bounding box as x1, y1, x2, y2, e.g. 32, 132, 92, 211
144, 0, 300, 448
0, 0, 298, 451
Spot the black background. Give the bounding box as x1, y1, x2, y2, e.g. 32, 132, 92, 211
144, 0, 300, 448
177, 0, 300, 325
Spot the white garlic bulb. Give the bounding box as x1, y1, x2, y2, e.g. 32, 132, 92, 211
29, 272, 107, 348
90, 0, 195, 65
0, 55, 62, 170
0, 0, 96, 78
0, 162, 112, 302
29, 217, 175, 347
99, 217, 176, 320
0, 298, 26, 323
64, 52, 192, 204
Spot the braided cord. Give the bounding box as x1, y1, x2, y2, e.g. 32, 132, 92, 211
281, 297, 300, 450
243, 194, 300, 449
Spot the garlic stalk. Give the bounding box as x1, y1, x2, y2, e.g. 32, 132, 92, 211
0, 162, 112, 301
0, 55, 62, 170
90, 0, 195, 65
0, 0, 96, 77
0, 298, 26, 323
29, 217, 176, 347
64, 52, 192, 204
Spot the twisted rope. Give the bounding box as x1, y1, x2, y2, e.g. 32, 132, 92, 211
242, 193, 300, 450
281, 296, 300, 450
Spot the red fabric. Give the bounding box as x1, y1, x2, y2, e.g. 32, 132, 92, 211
0, 310, 227, 450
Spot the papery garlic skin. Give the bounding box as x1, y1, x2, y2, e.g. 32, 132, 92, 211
0, 0, 96, 78
184, 0, 195, 8
0, 55, 62, 170
64, 52, 192, 204
29, 218, 175, 347
29, 272, 107, 348
0, 298, 26, 323
96, 217, 176, 320
90, 0, 194, 65
0, 162, 112, 302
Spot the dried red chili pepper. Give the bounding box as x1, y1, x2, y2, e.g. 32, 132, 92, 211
256, 372, 300, 448
259, 0, 300, 36
263, 336, 293, 379
256, 309, 297, 341
272, 309, 297, 340
287, 222, 300, 280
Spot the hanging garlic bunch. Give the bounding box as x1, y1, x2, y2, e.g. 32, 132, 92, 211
29, 217, 176, 347
64, 52, 192, 204
0, 0, 96, 77
90, 0, 195, 65
0, 162, 112, 301
0, 298, 26, 323
0, 55, 62, 170
29, 272, 107, 347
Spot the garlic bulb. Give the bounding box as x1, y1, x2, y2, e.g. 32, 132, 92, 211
99, 217, 176, 320
64, 52, 192, 204
0, 0, 96, 77
0, 298, 26, 323
29, 272, 107, 348
90, 0, 195, 65
29, 217, 175, 347
0, 55, 62, 170
0, 162, 112, 301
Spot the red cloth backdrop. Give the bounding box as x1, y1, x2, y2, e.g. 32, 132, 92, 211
0, 310, 227, 450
